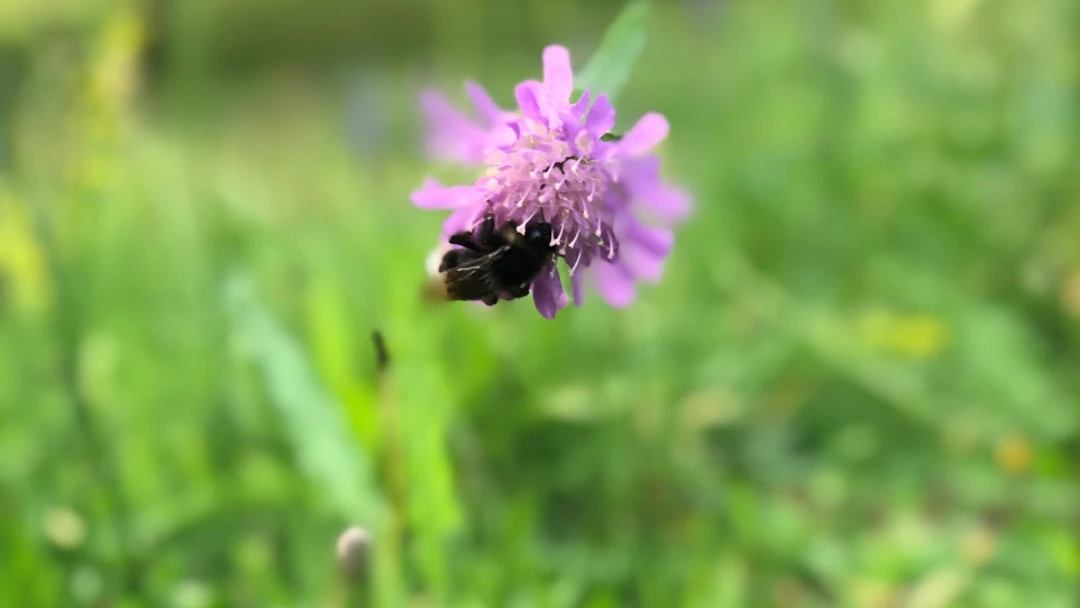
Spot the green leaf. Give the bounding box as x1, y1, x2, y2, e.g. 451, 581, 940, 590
575, 1, 650, 103
226, 273, 383, 522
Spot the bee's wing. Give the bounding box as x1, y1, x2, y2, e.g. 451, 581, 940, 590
443, 248, 506, 301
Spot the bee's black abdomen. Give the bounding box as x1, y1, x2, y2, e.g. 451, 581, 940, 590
436, 211, 557, 306
490, 247, 546, 288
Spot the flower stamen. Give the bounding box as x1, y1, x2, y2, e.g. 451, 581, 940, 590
551, 224, 564, 246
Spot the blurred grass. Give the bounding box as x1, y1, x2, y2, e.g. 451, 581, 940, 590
2, 0, 1080, 606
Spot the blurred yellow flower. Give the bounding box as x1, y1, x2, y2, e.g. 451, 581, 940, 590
679, 388, 742, 431
929, 0, 985, 31
61, 7, 146, 193
42, 506, 87, 550
0, 187, 50, 314
849, 578, 896, 608
906, 568, 970, 608
857, 308, 950, 359
1061, 272, 1080, 317
995, 435, 1033, 476
85, 7, 144, 122
959, 524, 997, 566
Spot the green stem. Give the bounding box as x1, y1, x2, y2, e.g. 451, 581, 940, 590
27, 191, 142, 597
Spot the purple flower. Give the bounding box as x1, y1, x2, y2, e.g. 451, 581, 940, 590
411, 45, 690, 319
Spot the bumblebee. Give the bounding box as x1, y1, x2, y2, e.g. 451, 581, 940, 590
427, 212, 556, 306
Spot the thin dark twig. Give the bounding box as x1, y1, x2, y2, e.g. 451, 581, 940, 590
28, 192, 142, 596
371, 330, 390, 372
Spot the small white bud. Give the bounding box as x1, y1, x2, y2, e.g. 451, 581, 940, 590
336, 526, 372, 579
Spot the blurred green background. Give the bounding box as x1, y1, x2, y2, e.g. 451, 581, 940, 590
2, 0, 1080, 606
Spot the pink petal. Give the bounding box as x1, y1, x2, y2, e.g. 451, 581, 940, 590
563, 247, 585, 275
621, 245, 666, 283
619, 113, 669, 156
419, 89, 488, 164
465, 80, 504, 125
570, 89, 592, 122
562, 113, 583, 148
411, 178, 479, 210
622, 157, 692, 223
440, 205, 484, 239
584, 94, 616, 137
626, 219, 674, 257
598, 180, 631, 215
571, 270, 586, 306
419, 89, 466, 126
592, 140, 620, 163
514, 81, 546, 120
637, 182, 692, 224
489, 123, 518, 148
592, 262, 637, 308
531, 265, 567, 319
542, 45, 574, 105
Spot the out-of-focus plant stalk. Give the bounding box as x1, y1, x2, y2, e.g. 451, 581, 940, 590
28, 192, 142, 596
374, 330, 406, 605
332, 330, 405, 607
20, 6, 149, 598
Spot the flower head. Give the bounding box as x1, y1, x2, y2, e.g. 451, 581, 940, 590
412, 45, 690, 318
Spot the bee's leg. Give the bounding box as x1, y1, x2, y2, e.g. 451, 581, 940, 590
449, 213, 498, 251
448, 231, 483, 251
481, 293, 499, 306
477, 212, 495, 235
477, 214, 510, 248
505, 283, 531, 299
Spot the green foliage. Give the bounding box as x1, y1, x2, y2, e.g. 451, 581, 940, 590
226, 274, 381, 522
2, 0, 1080, 606
576, 1, 651, 103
